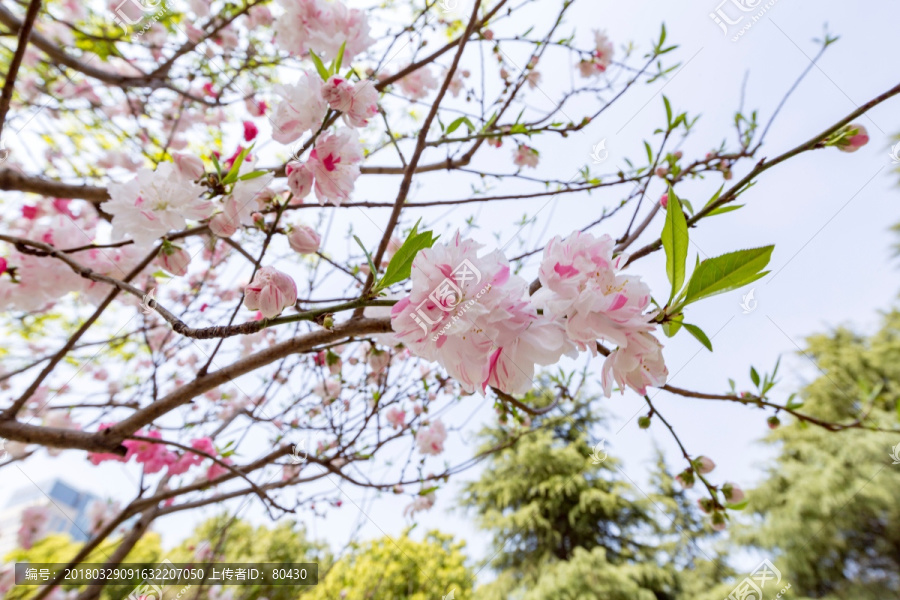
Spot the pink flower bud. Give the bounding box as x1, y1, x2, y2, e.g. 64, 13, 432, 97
655, 167, 668, 178
243, 121, 259, 142
695, 456, 715, 474
158, 245, 191, 276
722, 482, 745, 504
837, 123, 869, 152
243, 266, 297, 318
0, 257, 7, 276
286, 161, 313, 199
287, 225, 321, 255
660, 193, 668, 209
173, 153, 205, 180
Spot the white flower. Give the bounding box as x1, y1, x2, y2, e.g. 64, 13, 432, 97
102, 163, 211, 246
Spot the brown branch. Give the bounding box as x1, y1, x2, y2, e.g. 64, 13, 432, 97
0, 0, 43, 140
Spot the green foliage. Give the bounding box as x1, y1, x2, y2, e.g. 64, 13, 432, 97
3, 533, 163, 600
662, 186, 689, 303
376, 220, 438, 292
739, 309, 900, 598
168, 515, 329, 600
682, 246, 773, 306
305, 531, 471, 600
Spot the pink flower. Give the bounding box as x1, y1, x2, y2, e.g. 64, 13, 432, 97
209, 210, 239, 237
600, 331, 668, 396
271, 73, 327, 144
308, 129, 363, 206
513, 145, 539, 169
403, 492, 435, 516
243, 120, 259, 142
385, 406, 406, 429
390, 232, 574, 394
0, 257, 7, 276
101, 163, 212, 247
836, 123, 869, 152
532, 232, 657, 352
22, 205, 39, 219
167, 437, 215, 475
207, 458, 232, 481
368, 349, 390, 373
274, 0, 374, 62
396, 66, 438, 100
173, 152, 205, 180
123, 431, 176, 474
660, 193, 668, 208
247, 4, 274, 28
416, 420, 447, 455
245, 97, 267, 117
87, 422, 128, 465
244, 266, 297, 318
287, 225, 321, 254
340, 80, 379, 128
323, 75, 355, 112
578, 30, 614, 77
157, 244, 191, 276
313, 378, 342, 400
18, 506, 50, 549
286, 161, 314, 199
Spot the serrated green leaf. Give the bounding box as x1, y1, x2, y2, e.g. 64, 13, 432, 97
662, 186, 689, 303
684, 246, 774, 305
683, 323, 713, 351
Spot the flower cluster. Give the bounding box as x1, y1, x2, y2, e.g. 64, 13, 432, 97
578, 30, 614, 78
274, 0, 374, 62
88, 427, 225, 480
391, 232, 668, 397
391, 232, 576, 395
102, 161, 212, 247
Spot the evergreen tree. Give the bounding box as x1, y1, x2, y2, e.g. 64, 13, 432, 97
740, 309, 900, 599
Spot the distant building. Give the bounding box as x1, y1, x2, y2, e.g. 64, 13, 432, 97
0, 479, 98, 559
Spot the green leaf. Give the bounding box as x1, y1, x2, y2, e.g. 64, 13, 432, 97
238, 170, 269, 181
353, 235, 377, 279
375, 220, 438, 291
662, 314, 683, 338
210, 152, 222, 177
706, 204, 744, 217
750, 367, 761, 388
446, 116, 468, 135
333, 41, 347, 74
308, 49, 330, 81
661, 186, 689, 303
663, 95, 673, 127
683, 323, 713, 351
684, 246, 774, 305
221, 146, 250, 185
725, 499, 748, 511
418, 486, 439, 496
